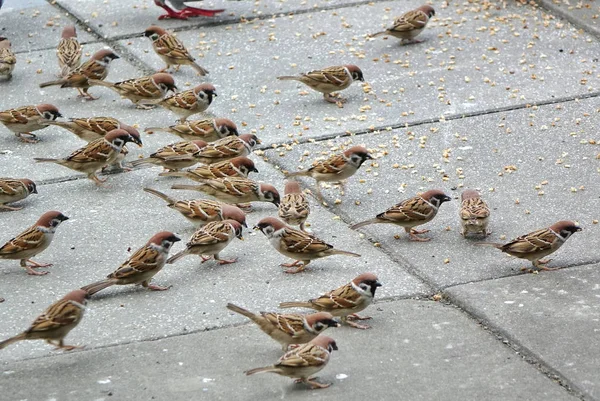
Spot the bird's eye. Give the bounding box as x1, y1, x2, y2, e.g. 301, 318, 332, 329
150, 33, 159, 41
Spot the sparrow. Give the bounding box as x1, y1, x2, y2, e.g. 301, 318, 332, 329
226, 303, 339, 350
370, 5, 435, 43
33, 129, 142, 185
88, 73, 177, 108
110, 124, 143, 170
144, 25, 209, 75
166, 220, 244, 265
167, 134, 259, 165
0, 211, 69, 275
0, 37, 16, 79
254, 217, 360, 274
157, 83, 216, 122
39, 49, 120, 100
145, 117, 238, 142
278, 181, 310, 231
172, 176, 280, 211
130, 140, 208, 172
143, 187, 247, 227
0, 289, 88, 351
245, 335, 338, 389
159, 156, 258, 181
351, 189, 451, 241
0, 103, 62, 143
153, 0, 225, 20
477, 221, 581, 271
285, 146, 372, 202
277, 65, 364, 104
57, 25, 82, 77
44, 116, 125, 142
459, 189, 491, 237
81, 232, 181, 296
0, 178, 37, 211
280, 273, 382, 329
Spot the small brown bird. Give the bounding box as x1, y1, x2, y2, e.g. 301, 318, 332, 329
351, 189, 451, 241
459, 189, 491, 237
159, 156, 258, 181
370, 5, 435, 43
33, 129, 142, 185
145, 117, 238, 142
254, 217, 360, 274
81, 232, 181, 296
130, 140, 207, 171
158, 83, 216, 122
286, 146, 372, 202
0, 290, 88, 351
39, 49, 120, 100
175, 134, 258, 165
0, 103, 62, 142
280, 273, 382, 329
0, 37, 16, 79
44, 116, 125, 142
143, 188, 247, 227
278, 181, 310, 231
88, 73, 177, 108
153, 0, 225, 20
144, 25, 209, 75
227, 303, 339, 350
0, 211, 69, 275
0, 178, 37, 211
245, 336, 338, 389
110, 124, 143, 170
57, 25, 82, 77
477, 221, 581, 271
167, 220, 244, 265
277, 65, 364, 104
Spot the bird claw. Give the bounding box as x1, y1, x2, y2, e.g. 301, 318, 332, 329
346, 320, 371, 329
347, 313, 371, 321
217, 258, 237, 265
25, 268, 49, 276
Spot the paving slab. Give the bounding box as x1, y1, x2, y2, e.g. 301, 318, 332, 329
55, 0, 354, 39
116, 0, 600, 145
264, 97, 600, 288
537, 0, 600, 38
446, 263, 600, 399
0, 157, 429, 362
0, 0, 96, 53
0, 300, 578, 401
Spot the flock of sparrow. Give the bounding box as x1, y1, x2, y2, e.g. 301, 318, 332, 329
0, 4, 584, 390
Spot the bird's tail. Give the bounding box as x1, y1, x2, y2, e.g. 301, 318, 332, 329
191, 62, 209, 76
166, 250, 189, 264
130, 158, 151, 168
81, 280, 115, 296
158, 171, 188, 178
226, 303, 257, 320
144, 127, 169, 134
350, 219, 381, 230
276, 76, 300, 81
33, 158, 60, 164
279, 301, 313, 309
87, 79, 114, 88
244, 366, 278, 376
143, 188, 176, 205
284, 170, 309, 179
330, 249, 361, 258
39, 79, 66, 88
171, 184, 205, 191
369, 31, 387, 38
0, 333, 26, 350
475, 242, 503, 249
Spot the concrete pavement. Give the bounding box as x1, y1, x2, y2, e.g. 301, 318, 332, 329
0, 0, 599, 400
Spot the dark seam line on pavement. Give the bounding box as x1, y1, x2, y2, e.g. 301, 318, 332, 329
445, 292, 594, 401
535, 0, 600, 41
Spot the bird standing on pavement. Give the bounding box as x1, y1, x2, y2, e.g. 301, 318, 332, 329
158, 83, 216, 122
244, 336, 338, 389
351, 189, 451, 241
0, 211, 69, 275
253, 217, 360, 274
0, 178, 37, 211
144, 25, 209, 75
278, 181, 310, 231
277, 65, 364, 104
0, 103, 62, 143
477, 221, 581, 271
280, 273, 382, 329
44, 116, 125, 142
0, 37, 16, 79
56, 26, 82, 77
0, 290, 88, 351
81, 232, 181, 295
159, 156, 257, 181
153, 0, 225, 20
370, 5, 435, 43
130, 140, 208, 172
88, 73, 177, 108
146, 117, 238, 142
459, 189, 491, 237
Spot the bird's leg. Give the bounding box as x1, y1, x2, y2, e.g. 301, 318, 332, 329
310, 185, 326, 206
281, 260, 303, 268
23, 259, 53, 268
345, 320, 371, 329
89, 173, 107, 185
200, 255, 213, 263
16, 132, 38, 143
300, 378, 331, 389
83, 89, 98, 101
283, 261, 308, 274
0, 204, 22, 211
347, 313, 372, 321
406, 227, 430, 242
181, 6, 225, 18
23, 266, 49, 276
533, 259, 558, 271
215, 254, 238, 265
52, 340, 83, 351
142, 280, 171, 291
323, 93, 341, 104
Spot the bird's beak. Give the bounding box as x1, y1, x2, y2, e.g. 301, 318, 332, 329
61, 215, 70, 221
252, 167, 259, 173
253, 226, 260, 231
375, 281, 382, 287
328, 320, 340, 328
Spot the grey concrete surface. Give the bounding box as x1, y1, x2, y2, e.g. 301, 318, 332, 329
1, 0, 600, 399
0, 301, 579, 401
264, 97, 600, 287
536, 0, 600, 38
446, 263, 600, 399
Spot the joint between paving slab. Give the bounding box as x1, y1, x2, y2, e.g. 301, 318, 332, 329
444, 291, 596, 401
